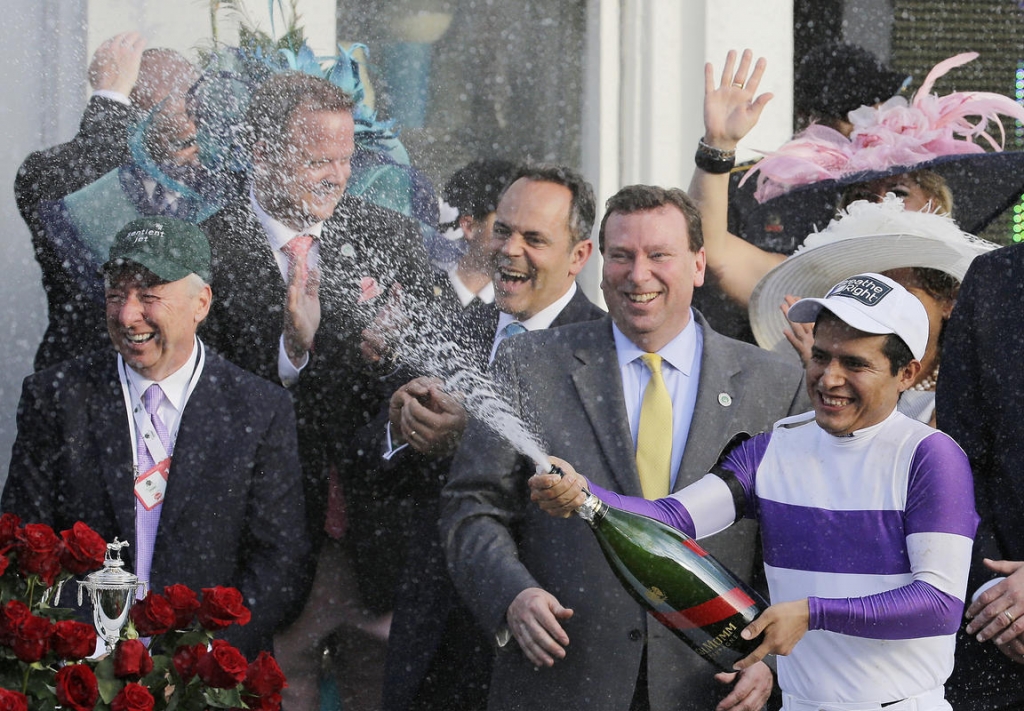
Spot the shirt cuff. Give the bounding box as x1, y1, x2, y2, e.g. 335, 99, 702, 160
382, 421, 410, 461
972, 577, 1006, 603
92, 89, 131, 105
278, 335, 308, 387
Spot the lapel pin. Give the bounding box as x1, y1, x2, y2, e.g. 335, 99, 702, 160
340, 243, 356, 258
718, 392, 733, 407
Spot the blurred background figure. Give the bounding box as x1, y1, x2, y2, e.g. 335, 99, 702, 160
15, 32, 203, 371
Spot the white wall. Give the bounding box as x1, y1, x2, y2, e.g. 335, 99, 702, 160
0, 2, 88, 489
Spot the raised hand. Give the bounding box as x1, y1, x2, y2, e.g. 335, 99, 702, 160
89, 31, 146, 97
703, 48, 773, 150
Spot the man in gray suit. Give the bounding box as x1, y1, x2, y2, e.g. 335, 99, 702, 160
440, 185, 808, 711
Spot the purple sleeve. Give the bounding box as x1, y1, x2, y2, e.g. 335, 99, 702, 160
808, 580, 963, 638
808, 432, 977, 639
905, 432, 979, 538
586, 482, 698, 537
585, 433, 770, 534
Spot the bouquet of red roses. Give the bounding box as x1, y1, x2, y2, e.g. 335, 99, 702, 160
0, 513, 106, 711
0, 514, 286, 711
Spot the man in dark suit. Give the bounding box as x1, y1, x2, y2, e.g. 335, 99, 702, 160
2, 217, 308, 659
197, 72, 434, 710
378, 164, 605, 711
199, 72, 433, 531
15, 34, 201, 371
937, 243, 1024, 710
440, 185, 809, 711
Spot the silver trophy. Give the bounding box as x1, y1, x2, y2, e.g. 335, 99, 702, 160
77, 539, 147, 652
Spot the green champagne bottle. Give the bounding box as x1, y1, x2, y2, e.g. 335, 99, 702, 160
552, 465, 767, 672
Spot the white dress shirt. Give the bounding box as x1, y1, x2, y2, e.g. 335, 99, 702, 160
447, 267, 495, 308
489, 282, 577, 363
249, 187, 324, 386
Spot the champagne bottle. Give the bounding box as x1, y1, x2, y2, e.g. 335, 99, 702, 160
551, 465, 767, 672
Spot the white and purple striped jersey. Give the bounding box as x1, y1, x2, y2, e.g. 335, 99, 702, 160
591, 408, 978, 705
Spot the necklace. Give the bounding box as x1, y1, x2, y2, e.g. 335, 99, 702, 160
910, 363, 939, 392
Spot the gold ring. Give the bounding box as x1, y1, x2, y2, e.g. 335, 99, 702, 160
410, 430, 417, 438
1005, 609, 1016, 625
732, 81, 744, 88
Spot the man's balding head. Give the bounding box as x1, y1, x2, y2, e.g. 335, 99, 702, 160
131, 48, 199, 112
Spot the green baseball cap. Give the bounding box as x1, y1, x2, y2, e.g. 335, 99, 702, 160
104, 217, 212, 283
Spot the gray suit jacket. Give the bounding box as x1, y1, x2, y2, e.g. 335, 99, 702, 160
441, 312, 808, 711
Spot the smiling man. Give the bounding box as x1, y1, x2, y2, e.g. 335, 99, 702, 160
2, 217, 309, 658
197, 71, 437, 711
531, 271, 978, 711
440, 184, 807, 711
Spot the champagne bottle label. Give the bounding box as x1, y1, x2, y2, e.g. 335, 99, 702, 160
651, 587, 756, 631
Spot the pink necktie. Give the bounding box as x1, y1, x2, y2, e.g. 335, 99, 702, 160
282, 234, 314, 282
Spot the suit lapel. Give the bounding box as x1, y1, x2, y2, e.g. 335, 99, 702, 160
157, 351, 219, 534
569, 321, 642, 496
675, 314, 744, 489
215, 201, 285, 305
92, 359, 140, 550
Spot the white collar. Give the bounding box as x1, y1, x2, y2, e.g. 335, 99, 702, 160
496, 282, 577, 333
826, 406, 903, 441
612, 310, 698, 374
447, 268, 495, 307
122, 338, 201, 415
249, 185, 325, 250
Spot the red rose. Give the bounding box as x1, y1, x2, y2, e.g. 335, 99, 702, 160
172, 642, 207, 682
163, 584, 200, 629
11, 613, 52, 663
130, 593, 176, 636
197, 587, 251, 630
0, 600, 30, 646
196, 639, 248, 688
17, 523, 62, 586
59, 522, 106, 575
52, 619, 97, 660
113, 638, 154, 679
0, 689, 28, 711
0, 513, 21, 547
243, 651, 287, 696
54, 664, 99, 711
111, 682, 155, 711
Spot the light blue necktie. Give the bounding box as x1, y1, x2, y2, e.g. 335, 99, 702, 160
502, 321, 527, 338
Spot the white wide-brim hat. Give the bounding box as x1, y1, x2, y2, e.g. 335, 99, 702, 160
749, 196, 999, 359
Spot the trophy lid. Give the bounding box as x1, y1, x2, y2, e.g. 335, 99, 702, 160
78, 539, 139, 593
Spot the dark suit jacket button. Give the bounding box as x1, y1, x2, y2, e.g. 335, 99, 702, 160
629, 629, 642, 641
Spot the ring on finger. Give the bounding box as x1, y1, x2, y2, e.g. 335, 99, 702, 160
732, 81, 745, 88
410, 430, 418, 438
1005, 609, 1016, 625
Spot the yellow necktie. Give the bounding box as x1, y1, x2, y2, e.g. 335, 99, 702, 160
636, 353, 672, 499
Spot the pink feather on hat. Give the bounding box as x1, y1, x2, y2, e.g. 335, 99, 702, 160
742, 52, 1024, 203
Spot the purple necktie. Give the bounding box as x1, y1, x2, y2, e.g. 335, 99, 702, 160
135, 384, 171, 592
